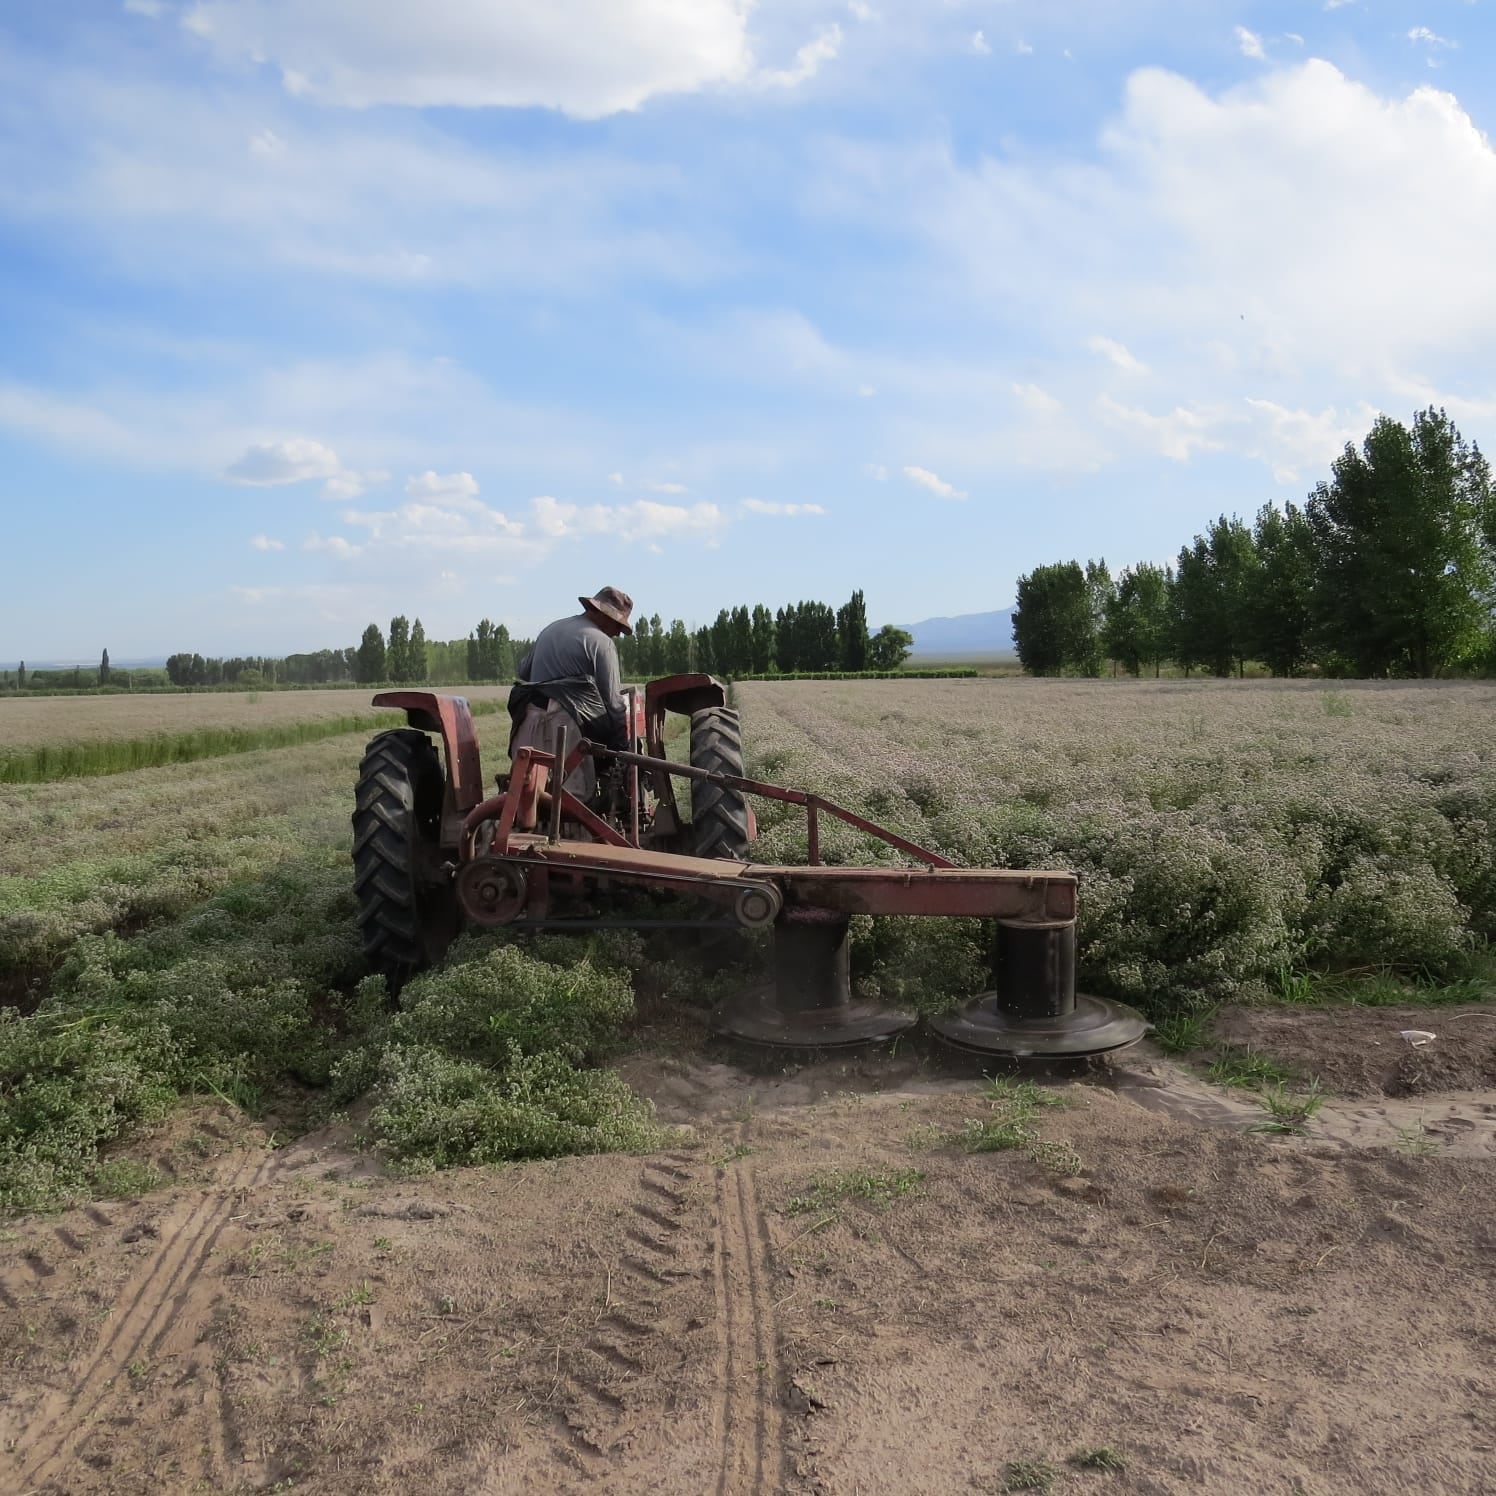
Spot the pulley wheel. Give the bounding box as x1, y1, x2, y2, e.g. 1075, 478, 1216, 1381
456, 857, 528, 926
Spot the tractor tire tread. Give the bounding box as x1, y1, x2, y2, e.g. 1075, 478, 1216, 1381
351, 728, 446, 990
689, 706, 752, 861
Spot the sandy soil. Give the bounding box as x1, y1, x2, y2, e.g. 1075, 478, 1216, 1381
1213, 1002, 1496, 1099
4, 1029, 1496, 1496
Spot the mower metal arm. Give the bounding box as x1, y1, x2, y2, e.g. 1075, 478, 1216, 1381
576, 741, 958, 870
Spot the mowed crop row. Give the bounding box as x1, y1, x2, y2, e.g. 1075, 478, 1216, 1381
0, 686, 515, 782
0, 683, 515, 749
735, 677, 1496, 1010
0, 706, 673, 1212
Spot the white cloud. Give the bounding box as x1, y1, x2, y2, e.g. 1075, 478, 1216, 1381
308, 489, 730, 569
608, 471, 625, 485
1286, 33, 1304, 46
1087, 336, 1149, 376
968, 31, 991, 57
0, 61, 720, 294
1015, 40, 1034, 57
758, 24, 842, 89
531, 494, 726, 543
322, 471, 373, 500
124, 0, 166, 16
225, 437, 342, 486
860, 60, 1496, 403
180, 0, 755, 117
902, 464, 967, 500
405, 470, 480, 504
741, 499, 826, 515
1098, 396, 1226, 462
0, 382, 162, 464
1011, 382, 1063, 416
864, 463, 888, 481
342, 490, 525, 545
303, 533, 363, 559
250, 533, 285, 551
847, 0, 873, 19
857, 383, 876, 398
222, 436, 383, 498
643, 479, 689, 494
1234, 26, 1265, 61
1407, 27, 1455, 49
1241, 397, 1372, 484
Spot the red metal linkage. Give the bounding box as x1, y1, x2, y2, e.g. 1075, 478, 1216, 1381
578, 744, 956, 870
464, 746, 631, 859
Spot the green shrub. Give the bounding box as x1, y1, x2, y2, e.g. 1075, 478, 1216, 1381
0, 1008, 177, 1212
368, 1042, 662, 1171
391, 944, 635, 1066
851, 915, 990, 1014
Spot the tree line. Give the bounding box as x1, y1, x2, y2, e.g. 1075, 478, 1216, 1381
1014, 407, 1496, 679
3, 592, 913, 695
616, 591, 911, 678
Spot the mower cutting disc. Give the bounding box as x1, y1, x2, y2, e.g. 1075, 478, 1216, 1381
928, 991, 1148, 1059
711, 904, 915, 1049
712, 988, 915, 1049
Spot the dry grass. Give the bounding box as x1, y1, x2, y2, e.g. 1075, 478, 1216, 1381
0, 684, 514, 749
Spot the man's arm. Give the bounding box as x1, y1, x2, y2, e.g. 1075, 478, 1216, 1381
592, 636, 628, 749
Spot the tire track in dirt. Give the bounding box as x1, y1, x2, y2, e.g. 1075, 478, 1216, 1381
712, 1128, 782, 1496
543, 1152, 707, 1477
9, 1146, 281, 1491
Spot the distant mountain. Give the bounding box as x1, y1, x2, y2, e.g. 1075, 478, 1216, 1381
894, 608, 1016, 656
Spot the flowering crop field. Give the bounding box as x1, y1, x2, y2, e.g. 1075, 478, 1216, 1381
737, 677, 1496, 1011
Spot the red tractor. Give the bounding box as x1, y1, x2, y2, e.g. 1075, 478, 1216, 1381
351, 675, 1147, 1058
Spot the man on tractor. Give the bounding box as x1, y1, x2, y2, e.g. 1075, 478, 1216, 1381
507, 586, 634, 816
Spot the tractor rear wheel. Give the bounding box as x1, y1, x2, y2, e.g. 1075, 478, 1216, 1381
689, 706, 751, 861
352, 728, 457, 992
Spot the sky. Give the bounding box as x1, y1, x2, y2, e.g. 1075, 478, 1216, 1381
3, 1, 1496, 659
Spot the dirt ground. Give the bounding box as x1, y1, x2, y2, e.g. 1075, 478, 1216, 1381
1213, 1002, 1496, 1099
5, 1017, 1496, 1496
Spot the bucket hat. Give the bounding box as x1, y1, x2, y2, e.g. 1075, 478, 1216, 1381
580, 586, 634, 635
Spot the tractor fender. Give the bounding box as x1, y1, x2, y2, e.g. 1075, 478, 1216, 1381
372, 691, 485, 817
644, 673, 727, 721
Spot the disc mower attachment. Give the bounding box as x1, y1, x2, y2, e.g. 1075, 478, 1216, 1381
711, 907, 915, 1049
364, 686, 1130, 1055
929, 919, 1148, 1059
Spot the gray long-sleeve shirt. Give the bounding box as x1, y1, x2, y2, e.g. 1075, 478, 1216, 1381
516, 613, 626, 747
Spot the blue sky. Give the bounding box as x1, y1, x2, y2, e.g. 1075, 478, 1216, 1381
2, 0, 1495, 659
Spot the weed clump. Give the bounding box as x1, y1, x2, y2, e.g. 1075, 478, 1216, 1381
391, 943, 634, 1066
1001, 1458, 1057, 1493
1068, 1447, 1127, 1472
785, 1166, 925, 1215
0, 1007, 177, 1211
357, 941, 662, 1170
370, 1043, 661, 1171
